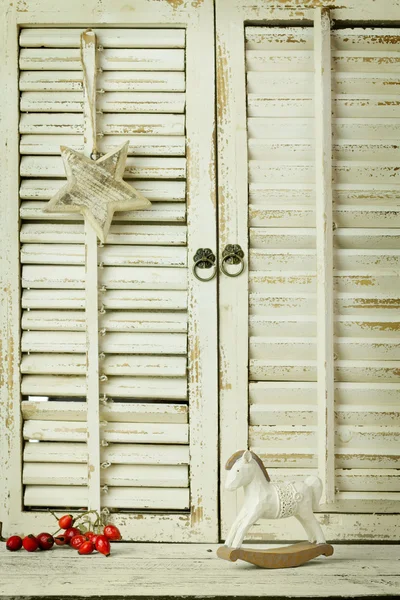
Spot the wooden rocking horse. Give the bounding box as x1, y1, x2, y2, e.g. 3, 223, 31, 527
217, 450, 334, 569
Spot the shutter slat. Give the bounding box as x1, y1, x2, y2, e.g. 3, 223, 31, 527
20, 29, 186, 49
20, 134, 186, 156
19, 70, 186, 92
21, 244, 187, 266
22, 289, 187, 310
19, 48, 185, 71
20, 179, 186, 201
22, 310, 188, 333
23, 420, 189, 444
23, 442, 189, 465
23, 463, 189, 487
21, 354, 187, 377
21, 401, 188, 423
20, 156, 186, 179
24, 486, 190, 509
20, 112, 185, 135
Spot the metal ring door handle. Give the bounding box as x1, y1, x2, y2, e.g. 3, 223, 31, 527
220, 244, 245, 277
193, 248, 217, 282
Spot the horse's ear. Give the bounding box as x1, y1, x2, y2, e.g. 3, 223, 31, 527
243, 450, 252, 463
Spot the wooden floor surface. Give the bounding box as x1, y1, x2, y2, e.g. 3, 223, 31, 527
0, 543, 399, 598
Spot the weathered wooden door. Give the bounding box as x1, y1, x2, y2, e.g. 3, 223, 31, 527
0, 0, 218, 542
217, 0, 400, 541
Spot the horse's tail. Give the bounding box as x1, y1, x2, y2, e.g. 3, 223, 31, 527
304, 476, 323, 511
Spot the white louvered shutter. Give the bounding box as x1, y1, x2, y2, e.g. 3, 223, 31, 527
218, 11, 400, 541
1, 13, 218, 541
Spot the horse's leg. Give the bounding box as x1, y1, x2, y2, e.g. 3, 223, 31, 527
295, 513, 325, 544
231, 510, 261, 549
225, 505, 248, 547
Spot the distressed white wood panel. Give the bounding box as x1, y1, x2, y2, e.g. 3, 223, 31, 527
21, 401, 188, 423
246, 51, 314, 72
332, 51, 400, 73
19, 70, 186, 92
20, 113, 185, 135
250, 228, 316, 249
23, 442, 190, 465
245, 27, 313, 51
249, 249, 316, 271
248, 118, 315, 140
22, 310, 188, 333
20, 91, 186, 113
20, 134, 186, 156
20, 29, 186, 49
21, 354, 187, 377
20, 179, 186, 201
22, 289, 187, 310
20, 202, 186, 223
23, 463, 189, 488
247, 96, 313, 118
21, 223, 187, 245
22, 375, 188, 400
331, 29, 400, 51
19, 48, 185, 71
24, 486, 190, 510
21, 331, 187, 354
23, 420, 189, 444
21, 244, 187, 266
20, 156, 186, 179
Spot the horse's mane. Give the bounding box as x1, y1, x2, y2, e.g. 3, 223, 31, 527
225, 450, 270, 482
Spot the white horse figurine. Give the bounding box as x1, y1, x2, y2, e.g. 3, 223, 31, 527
224, 450, 326, 549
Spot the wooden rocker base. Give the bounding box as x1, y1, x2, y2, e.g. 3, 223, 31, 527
217, 541, 334, 569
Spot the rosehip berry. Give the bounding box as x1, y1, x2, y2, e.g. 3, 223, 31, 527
64, 527, 82, 544
70, 534, 87, 550
95, 535, 111, 557
78, 541, 95, 555
103, 525, 121, 541
58, 514, 74, 530
54, 535, 68, 546
6, 536, 23, 551
22, 535, 39, 552
86, 532, 98, 544
36, 533, 54, 551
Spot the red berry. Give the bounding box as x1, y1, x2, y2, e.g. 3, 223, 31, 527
36, 533, 54, 551
86, 532, 98, 544
22, 535, 39, 552
58, 514, 74, 530
103, 525, 121, 541
78, 541, 95, 555
70, 534, 87, 550
64, 527, 82, 544
6, 536, 23, 551
54, 535, 68, 546
95, 535, 111, 557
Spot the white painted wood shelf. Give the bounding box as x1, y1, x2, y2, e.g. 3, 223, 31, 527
0, 543, 399, 598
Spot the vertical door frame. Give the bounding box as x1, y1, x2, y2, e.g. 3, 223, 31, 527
0, 0, 218, 543
216, 0, 400, 541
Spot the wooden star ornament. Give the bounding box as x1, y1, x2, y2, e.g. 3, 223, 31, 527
45, 142, 151, 242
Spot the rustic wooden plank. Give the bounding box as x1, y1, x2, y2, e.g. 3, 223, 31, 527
246, 50, 314, 72
21, 244, 187, 266
332, 28, 400, 51
20, 179, 186, 201
21, 223, 187, 245
20, 134, 186, 156
20, 91, 186, 113
245, 27, 313, 50
20, 28, 186, 49
24, 485, 190, 509
23, 463, 189, 487
19, 112, 185, 135
21, 400, 188, 423
19, 48, 185, 71
332, 51, 400, 73
19, 70, 186, 92
315, 7, 335, 505
22, 289, 188, 310
20, 155, 186, 179
22, 265, 188, 290
21, 331, 188, 354
22, 310, 188, 333
23, 442, 190, 465
21, 354, 187, 377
